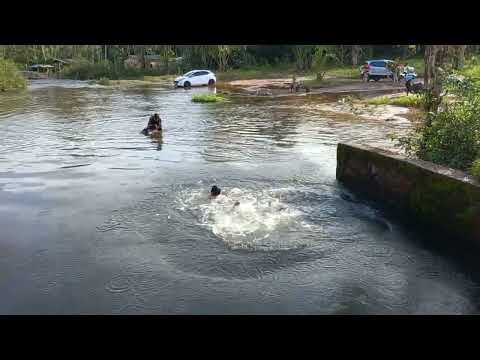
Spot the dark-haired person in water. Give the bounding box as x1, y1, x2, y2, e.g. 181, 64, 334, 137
210, 185, 221, 198
210, 185, 240, 207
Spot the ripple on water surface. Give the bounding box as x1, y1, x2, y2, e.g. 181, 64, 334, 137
1, 81, 479, 314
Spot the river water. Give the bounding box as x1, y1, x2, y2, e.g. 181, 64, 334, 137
0, 80, 479, 314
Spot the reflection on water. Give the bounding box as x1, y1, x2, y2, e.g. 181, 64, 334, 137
0, 80, 478, 314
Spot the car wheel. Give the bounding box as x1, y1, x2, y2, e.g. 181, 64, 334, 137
208, 79, 215, 86
184, 81, 191, 88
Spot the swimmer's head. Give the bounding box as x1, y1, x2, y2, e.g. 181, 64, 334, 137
210, 185, 221, 197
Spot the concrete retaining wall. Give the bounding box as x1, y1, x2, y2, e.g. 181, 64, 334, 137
336, 143, 480, 242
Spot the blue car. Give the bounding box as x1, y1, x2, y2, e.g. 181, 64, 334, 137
360, 59, 394, 82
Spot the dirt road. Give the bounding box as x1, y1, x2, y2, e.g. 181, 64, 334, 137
223, 77, 406, 97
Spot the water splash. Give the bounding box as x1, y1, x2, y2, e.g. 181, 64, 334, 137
177, 186, 313, 250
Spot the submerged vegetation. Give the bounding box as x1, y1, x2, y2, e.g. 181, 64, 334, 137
192, 94, 226, 103
0, 58, 26, 91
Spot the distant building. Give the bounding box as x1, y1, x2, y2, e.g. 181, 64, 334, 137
29, 64, 54, 72
51, 58, 75, 72
23, 64, 55, 79
145, 54, 162, 69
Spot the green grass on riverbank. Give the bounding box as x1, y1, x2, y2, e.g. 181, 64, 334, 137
217, 64, 360, 82
192, 94, 226, 103
0, 58, 26, 91
366, 94, 424, 108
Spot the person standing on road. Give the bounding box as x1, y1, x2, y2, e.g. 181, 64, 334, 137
361, 62, 369, 82
290, 75, 297, 93
395, 63, 402, 83
387, 61, 397, 83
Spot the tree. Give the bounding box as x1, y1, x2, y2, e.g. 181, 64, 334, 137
453, 45, 467, 69
215, 45, 233, 72
424, 45, 468, 113
351, 45, 361, 66
312, 46, 338, 81
293, 45, 314, 71
135, 45, 146, 68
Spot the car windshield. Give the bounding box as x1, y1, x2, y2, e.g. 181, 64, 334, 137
370, 61, 386, 67
183, 71, 195, 77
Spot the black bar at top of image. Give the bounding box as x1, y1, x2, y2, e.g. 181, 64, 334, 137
2, 4, 480, 44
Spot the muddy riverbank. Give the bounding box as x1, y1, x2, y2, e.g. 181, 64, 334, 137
223, 77, 406, 97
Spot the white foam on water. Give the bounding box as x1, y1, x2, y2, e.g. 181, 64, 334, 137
176, 186, 313, 250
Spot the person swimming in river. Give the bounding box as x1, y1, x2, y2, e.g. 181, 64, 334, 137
210, 185, 240, 207
209, 184, 289, 215
141, 113, 162, 136
210, 185, 222, 198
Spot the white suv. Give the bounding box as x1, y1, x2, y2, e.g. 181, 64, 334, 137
174, 70, 216, 88
360, 60, 394, 82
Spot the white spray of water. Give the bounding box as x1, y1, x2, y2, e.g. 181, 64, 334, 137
177, 186, 313, 250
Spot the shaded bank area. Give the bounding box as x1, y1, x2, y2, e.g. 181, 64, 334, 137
337, 143, 480, 245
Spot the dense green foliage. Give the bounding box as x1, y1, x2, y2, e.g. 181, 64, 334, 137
0, 58, 26, 91
0, 45, 438, 80
60, 60, 167, 80
469, 159, 480, 179
311, 46, 338, 80
399, 76, 480, 171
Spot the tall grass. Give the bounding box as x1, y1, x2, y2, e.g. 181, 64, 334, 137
0, 58, 26, 91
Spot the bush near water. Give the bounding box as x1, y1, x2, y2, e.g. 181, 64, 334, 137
0, 58, 26, 91
192, 94, 226, 103
398, 74, 480, 175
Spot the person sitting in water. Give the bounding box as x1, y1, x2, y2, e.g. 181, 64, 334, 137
141, 113, 162, 135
